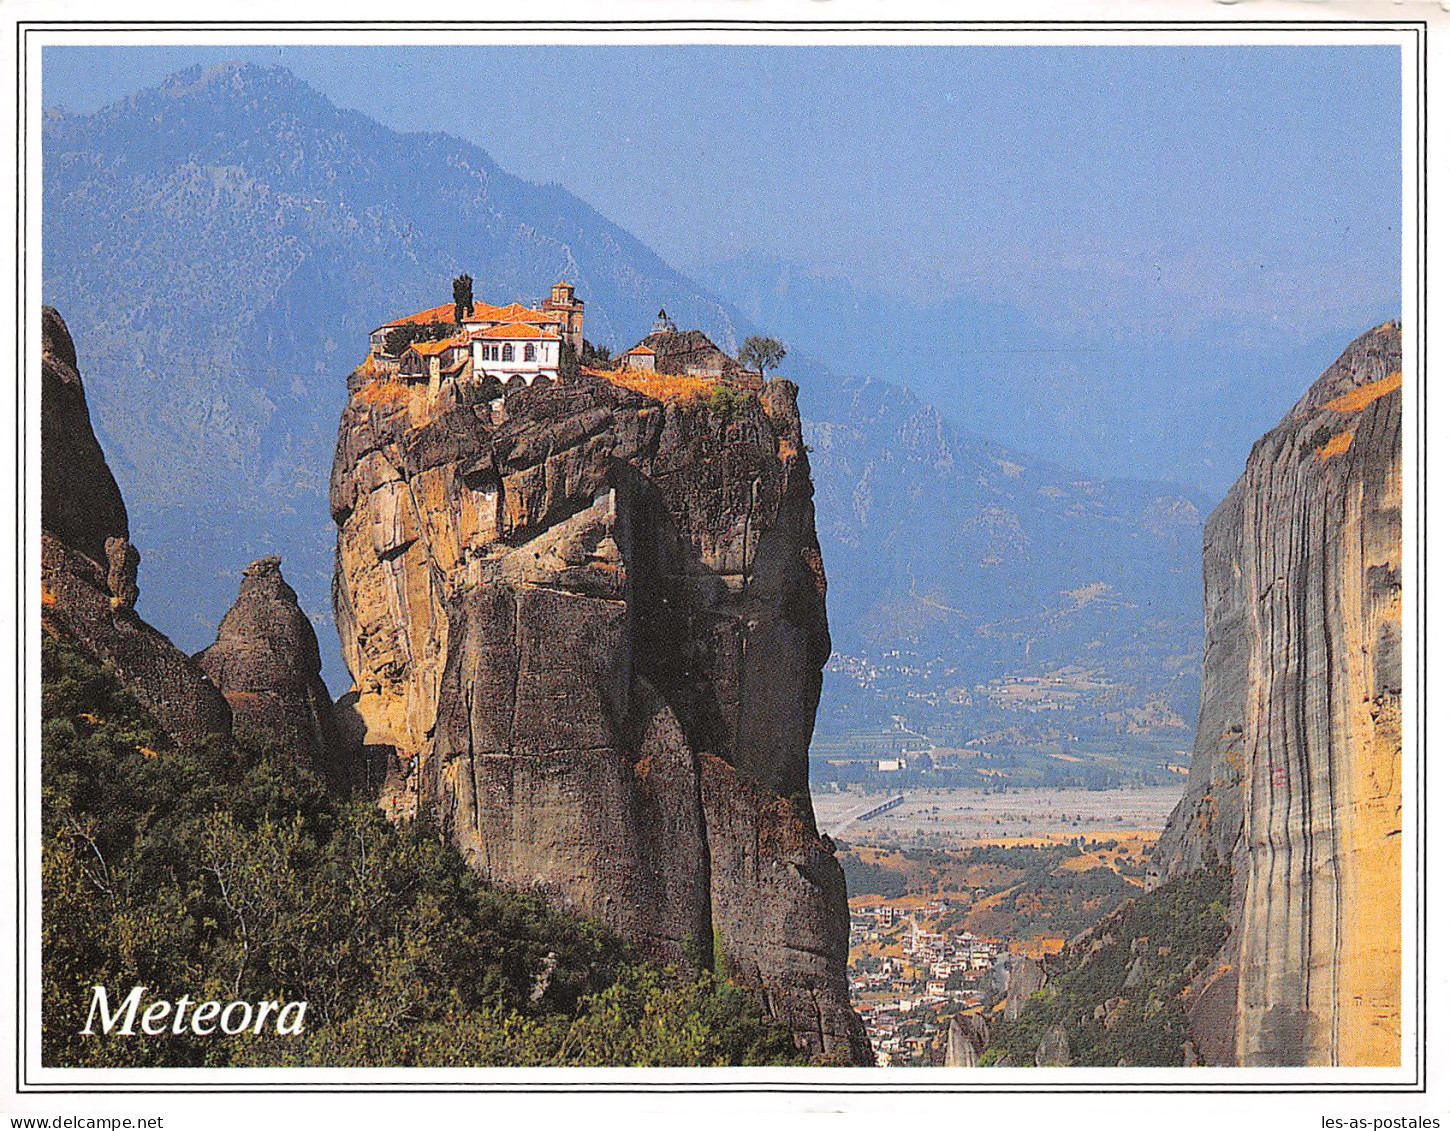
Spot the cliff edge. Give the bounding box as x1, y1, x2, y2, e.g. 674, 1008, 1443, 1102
330, 367, 870, 1062
40, 306, 233, 747
1153, 322, 1402, 1066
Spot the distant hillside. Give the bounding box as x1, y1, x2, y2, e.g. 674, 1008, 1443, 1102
43, 63, 746, 681
698, 250, 1383, 498
44, 62, 1208, 764
796, 363, 1208, 779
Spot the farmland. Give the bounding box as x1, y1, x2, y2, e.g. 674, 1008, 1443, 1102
813, 784, 1183, 848
822, 784, 1183, 1065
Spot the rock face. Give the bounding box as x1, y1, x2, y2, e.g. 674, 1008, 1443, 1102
1035, 1026, 1071, 1067
1153, 323, 1402, 1066
40, 307, 232, 747
197, 556, 342, 774
330, 369, 870, 1062
944, 1012, 989, 1067
999, 955, 1046, 1023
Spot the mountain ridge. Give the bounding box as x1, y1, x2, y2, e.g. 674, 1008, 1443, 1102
44, 61, 1209, 765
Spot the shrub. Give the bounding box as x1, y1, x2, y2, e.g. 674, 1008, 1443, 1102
40, 634, 803, 1068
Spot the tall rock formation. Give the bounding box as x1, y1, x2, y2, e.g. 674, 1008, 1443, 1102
197, 555, 342, 775
40, 306, 232, 747
331, 367, 870, 1063
1153, 322, 1402, 1066
944, 1011, 990, 1067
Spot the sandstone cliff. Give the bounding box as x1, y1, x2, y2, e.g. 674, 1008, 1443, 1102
944, 1011, 989, 1067
330, 368, 870, 1062
1153, 322, 1402, 1066
40, 307, 232, 747
197, 555, 342, 776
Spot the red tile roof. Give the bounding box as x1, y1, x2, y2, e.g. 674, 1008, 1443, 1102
376, 303, 456, 332
375, 300, 559, 333
408, 334, 469, 357
478, 322, 560, 341
484, 303, 557, 325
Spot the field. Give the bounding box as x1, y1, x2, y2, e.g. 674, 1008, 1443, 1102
812, 784, 1183, 849
822, 784, 1185, 1065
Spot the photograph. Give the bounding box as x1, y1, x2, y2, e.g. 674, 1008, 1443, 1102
6, 3, 1442, 1124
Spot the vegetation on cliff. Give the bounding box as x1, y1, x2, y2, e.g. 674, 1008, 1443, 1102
41, 634, 805, 1068
980, 865, 1230, 1066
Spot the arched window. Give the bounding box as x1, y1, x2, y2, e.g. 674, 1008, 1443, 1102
502, 344, 514, 362
524, 343, 536, 362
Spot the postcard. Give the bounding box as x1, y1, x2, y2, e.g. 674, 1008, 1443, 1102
4, 1, 1444, 1126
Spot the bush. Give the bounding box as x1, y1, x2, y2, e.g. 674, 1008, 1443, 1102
383, 321, 459, 358
708, 384, 753, 422
981, 865, 1232, 1067
40, 634, 804, 1068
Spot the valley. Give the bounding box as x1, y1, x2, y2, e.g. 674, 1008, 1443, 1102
812, 784, 1184, 847
32, 52, 1405, 1076
812, 789, 1174, 1066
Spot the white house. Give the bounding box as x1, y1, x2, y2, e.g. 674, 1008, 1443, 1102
369, 283, 583, 389
472, 322, 562, 386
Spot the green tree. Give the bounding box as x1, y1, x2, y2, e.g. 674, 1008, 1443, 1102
738, 335, 787, 375
558, 341, 580, 383
452, 274, 474, 323
383, 321, 458, 359
39, 634, 806, 1069
580, 339, 613, 368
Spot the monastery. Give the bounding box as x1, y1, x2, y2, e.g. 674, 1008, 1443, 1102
368, 281, 585, 389
368, 285, 762, 400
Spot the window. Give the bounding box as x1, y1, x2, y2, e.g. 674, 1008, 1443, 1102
502, 344, 514, 362
524, 344, 536, 362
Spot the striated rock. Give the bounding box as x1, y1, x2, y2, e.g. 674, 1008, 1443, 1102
944, 1012, 990, 1067
41, 306, 128, 568
1035, 1026, 1071, 1067
40, 307, 231, 747
1152, 322, 1402, 1066
330, 370, 868, 1062
197, 556, 342, 775
999, 955, 1046, 1022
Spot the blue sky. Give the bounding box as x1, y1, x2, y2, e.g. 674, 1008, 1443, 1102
42, 44, 1400, 327
43, 43, 1402, 489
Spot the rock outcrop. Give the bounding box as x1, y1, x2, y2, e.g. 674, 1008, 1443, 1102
944, 1011, 990, 1067
998, 955, 1046, 1023
40, 307, 232, 747
197, 556, 342, 775
1152, 322, 1402, 1066
1035, 1026, 1072, 1067
330, 368, 869, 1062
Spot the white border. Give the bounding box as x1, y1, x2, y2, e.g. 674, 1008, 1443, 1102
4, 1, 1442, 1121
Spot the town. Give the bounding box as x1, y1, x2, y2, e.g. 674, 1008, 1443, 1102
847, 897, 1007, 1066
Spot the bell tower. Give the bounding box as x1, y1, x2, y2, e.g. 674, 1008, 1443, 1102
541, 280, 585, 353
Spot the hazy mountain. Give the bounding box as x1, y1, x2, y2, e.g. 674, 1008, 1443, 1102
43, 61, 1208, 754
796, 362, 1210, 769
43, 62, 745, 683
697, 250, 1377, 498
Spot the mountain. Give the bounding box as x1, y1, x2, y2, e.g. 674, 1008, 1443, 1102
42, 62, 747, 685
799, 365, 1210, 783
39, 305, 233, 748
43, 62, 1209, 770
1151, 323, 1402, 1066
697, 250, 1387, 498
